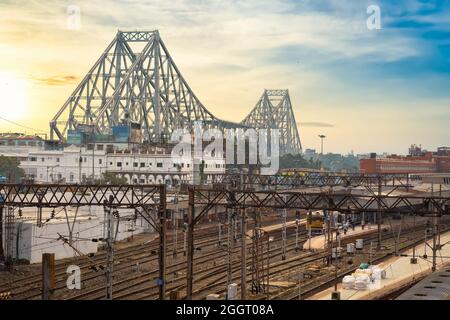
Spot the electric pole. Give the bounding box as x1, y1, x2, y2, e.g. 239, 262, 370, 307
432, 213, 438, 272
91, 134, 95, 181
240, 208, 247, 299
227, 207, 233, 287
0, 206, 4, 262
295, 216, 299, 251
42, 253, 55, 300
173, 195, 178, 257
104, 196, 114, 300
377, 175, 382, 249
282, 196, 287, 260
186, 188, 195, 300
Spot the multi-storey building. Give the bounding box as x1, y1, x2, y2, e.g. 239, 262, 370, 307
360, 146, 450, 174
20, 143, 226, 185
0, 133, 46, 160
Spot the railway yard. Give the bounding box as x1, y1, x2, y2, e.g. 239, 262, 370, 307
0, 175, 449, 301
1, 22, 449, 306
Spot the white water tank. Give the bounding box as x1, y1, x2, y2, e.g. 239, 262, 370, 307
332, 247, 341, 259
355, 239, 364, 250
227, 283, 238, 300
347, 243, 355, 254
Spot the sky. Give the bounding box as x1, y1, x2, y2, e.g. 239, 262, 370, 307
0, 0, 449, 154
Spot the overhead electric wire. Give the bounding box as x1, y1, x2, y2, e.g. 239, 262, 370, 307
0, 115, 46, 134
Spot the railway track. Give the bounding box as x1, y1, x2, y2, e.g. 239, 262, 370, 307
95, 223, 422, 300
0, 221, 247, 298
3, 215, 300, 300
64, 229, 310, 300
3, 215, 443, 301
273, 224, 450, 300
190, 251, 328, 300
116, 233, 313, 300
188, 222, 441, 300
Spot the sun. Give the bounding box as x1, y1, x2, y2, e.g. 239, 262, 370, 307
0, 71, 27, 121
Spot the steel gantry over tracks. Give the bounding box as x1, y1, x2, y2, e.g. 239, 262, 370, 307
0, 184, 161, 207
184, 186, 450, 299
0, 183, 168, 300
208, 172, 412, 189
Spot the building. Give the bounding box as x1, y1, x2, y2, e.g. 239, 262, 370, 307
434, 147, 450, 173
20, 143, 226, 185
0, 133, 46, 160
20, 144, 105, 183
360, 145, 450, 174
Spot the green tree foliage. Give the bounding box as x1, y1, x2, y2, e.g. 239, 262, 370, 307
94, 171, 128, 185
280, 152, 360, 173
0, 155, 25, 182
279, 154, 322, 170
317, 153, 359, 172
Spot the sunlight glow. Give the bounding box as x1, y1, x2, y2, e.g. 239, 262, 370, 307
0, 71, 28, 121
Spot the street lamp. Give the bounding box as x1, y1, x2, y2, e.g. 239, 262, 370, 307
318, 135, 326, 155
266, 234, 274, 298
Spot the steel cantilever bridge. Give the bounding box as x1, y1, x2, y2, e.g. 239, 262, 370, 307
49, 30, 302, 156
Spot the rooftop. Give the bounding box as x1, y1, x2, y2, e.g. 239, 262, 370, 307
0, 132, 44, 140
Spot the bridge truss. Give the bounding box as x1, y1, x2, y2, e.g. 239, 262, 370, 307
50, 30, 302, 155
241, 89, 302, 155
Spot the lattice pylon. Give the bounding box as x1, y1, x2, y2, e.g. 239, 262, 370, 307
241, 89, 302, 156
50, 31, 243, 142
50, 31, 301, 151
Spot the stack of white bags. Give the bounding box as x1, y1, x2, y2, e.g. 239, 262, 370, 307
342, 275, 355, 289
341, 265, 387, 291
354, 275, 371, 290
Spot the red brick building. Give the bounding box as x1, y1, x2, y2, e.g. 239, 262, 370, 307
434, 147, 450, 173
360, 146, 450, 174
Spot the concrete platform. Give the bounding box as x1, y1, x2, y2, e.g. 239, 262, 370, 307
260, 219, 306, 233
308, 231, 450, 300
302, 224, 387, 250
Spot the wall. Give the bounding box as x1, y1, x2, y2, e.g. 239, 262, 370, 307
360, 157, 436, 174
12, 218, 99, 264
4, 205, 155, 264
20, 145, 108, 183
435, 156, 450, 173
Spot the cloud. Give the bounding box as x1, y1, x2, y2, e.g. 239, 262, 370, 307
30, 75, 78, 86
298, 121, 334, 128
1, 0, 449, 154
3, 1, 424, 61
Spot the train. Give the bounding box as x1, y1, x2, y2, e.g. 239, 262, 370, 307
306, 211, 327, 235
306, 210, 364, 235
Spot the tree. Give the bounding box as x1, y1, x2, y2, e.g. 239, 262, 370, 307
0, 156, 25, 183
279, 154, 322, 170
94, 171, 127, 185
317, 153, 359, 172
